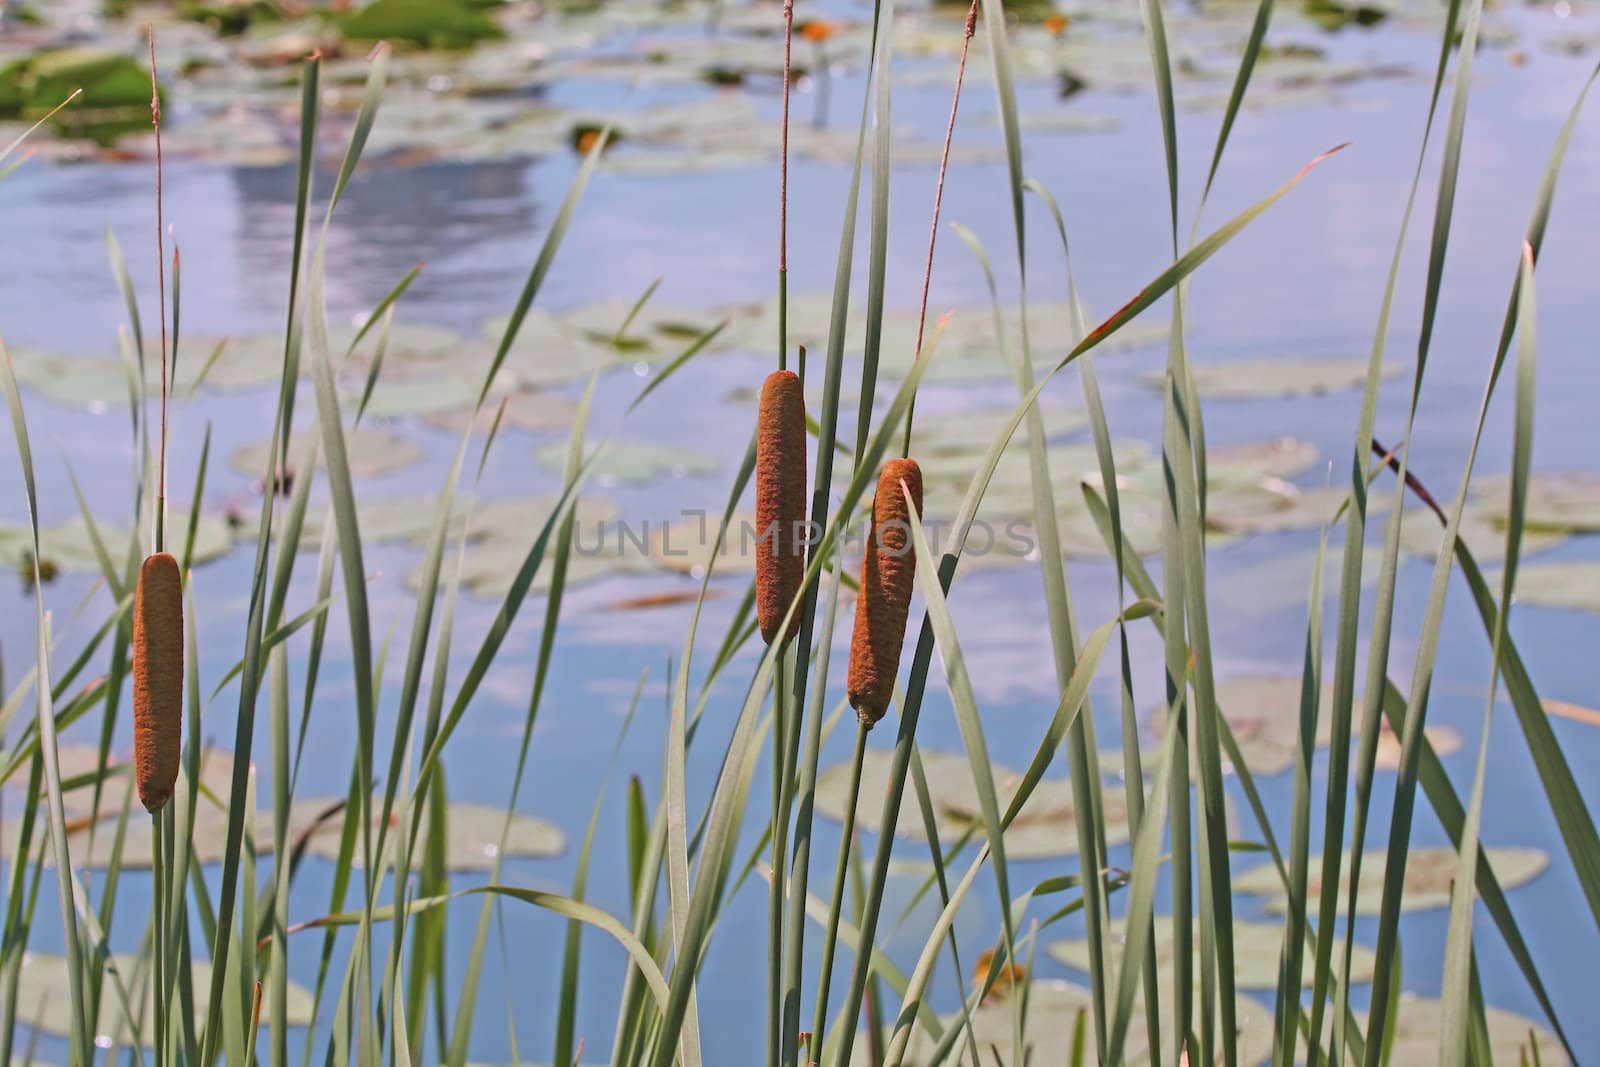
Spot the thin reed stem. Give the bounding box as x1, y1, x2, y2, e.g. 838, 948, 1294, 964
148, 27, 169, 555
769, 651, 789, 1067
779, 0, 794, 372
808, 721, 868, 1059
901, 0, 979, 459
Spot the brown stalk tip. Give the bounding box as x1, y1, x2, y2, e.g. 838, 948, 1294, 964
755, 370, 808, 647
132, 551, 184, 814
847, 458, 923, 727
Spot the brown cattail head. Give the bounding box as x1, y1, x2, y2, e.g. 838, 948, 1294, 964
847, 458, 923, 727
755, 370, 808, 647
133, 552, 183, 814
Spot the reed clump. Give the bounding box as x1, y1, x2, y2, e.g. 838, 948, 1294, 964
132, 551, 183, 813
847, 458, 922, 727
755, 369, 808, 647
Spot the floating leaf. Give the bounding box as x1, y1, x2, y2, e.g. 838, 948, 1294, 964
858, 981, 1273, 1067
1234, 846, 1548, 914
814, 748, 1130, 860
1047, 915, 1378, 989
1206, 437, 1320, 481
534, 439, 718, 484
0, 511, 235, 574
1399, 506, 1568, 562
1471, 471, 1600, 533
422, 386, 577, 435
339, 0, 506, 49
296, 799, 565, 871
16, 952, 314, 1044
1209, 485, 1383, 535
1497, 560, 1600, 613
1148, 358, 1399, 399
1148, 675, 1461, 778
229, 427, 425, 478
1366, 995, 1565, 1063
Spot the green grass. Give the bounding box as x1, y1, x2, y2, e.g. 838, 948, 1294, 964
0, 1, 1596, 1065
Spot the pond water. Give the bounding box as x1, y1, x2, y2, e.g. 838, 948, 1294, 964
2, 0, 1599, 1063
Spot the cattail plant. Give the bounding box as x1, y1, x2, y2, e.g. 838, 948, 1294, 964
133, 551, 183, 813
755, 368, 808, 647
846, 458, 922, 727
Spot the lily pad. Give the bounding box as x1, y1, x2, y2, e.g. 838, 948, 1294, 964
298, 799, 565, 871
909, 402, 1088, 457
1209, 485, 1382, 535
16, 952, 314, 1044
1047, 915, 1378, 989
229, 427, 425, 479
1471, 471, 1600, 533
1148, 676, 1461, 778
813, 748, 1130, 860
858, 980, 1273, 1067
2, 510, 236, 574
421, 386, 578, 435
5, 347, 131, 410
1497, 561, 1600, 613
1365, 994, 1564, 1064
340, 0, 506, 49
1399, 506, 1569, 563
1149, 358, 1398, 399
1234, 846, 1548, 914
1206, 437, 1320, 481
535, 439, 718, 484
648, 510, 766, 577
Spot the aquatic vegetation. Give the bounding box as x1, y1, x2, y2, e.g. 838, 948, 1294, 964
0, 0, 1596, 1064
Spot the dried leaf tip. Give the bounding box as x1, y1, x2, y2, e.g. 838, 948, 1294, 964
133, 552, 183, 813
847, 458, 923, 727
756, 370, 808, 646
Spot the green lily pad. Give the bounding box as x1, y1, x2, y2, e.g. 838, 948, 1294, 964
1399, 506, 1569, 562
340, 0, 505, 48
16, 952, 314, 1044
1497, 560, 1600, 613
1047, 915, 1378, 989
909, 402, 1088, 456
1364, 994, 1564, 1064
5, 347, 131, 410
1471, 471, 1600, 533
298, 799, 565, 871
1150, 358, 1399, 399
421, 386, 578, 435
229, 427, 425, 479
813, 748, 1130, 860
1234, 846, 1548, 914
1, 510, 235, 575
535, 439, 718, 484
558, 298, 730, 355
1147, 675, 1462, 778
858, 980, 1273, 1067
176, 333, 293, 392
0, 49, 162, 140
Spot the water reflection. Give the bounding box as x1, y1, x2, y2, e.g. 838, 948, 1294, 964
228, 156, 542, 323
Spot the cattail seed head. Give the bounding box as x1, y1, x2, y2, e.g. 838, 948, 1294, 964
755, 370, 808, 647
133, 552, 183, 814
847, 458, 922, 727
